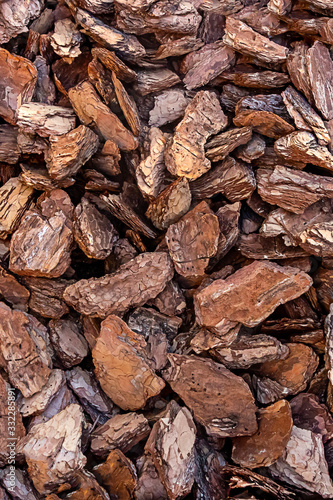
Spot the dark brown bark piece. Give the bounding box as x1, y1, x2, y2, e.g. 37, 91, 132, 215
191, 156, 256, 202
205, 127, 252, 162
163, 354, 258, 438
91, 412, 150, 457
165, 90, 227, 180
49, 318, 89, 369
92, 47, 137, 82
135, 455, 168, 500
22, 404, 86, 495
17, 129, 48, 155
73, 197, 117, 259
194, 261, 312, 334
33, 56, 56, 105
136, 127, 167, 200
0, 48, 37, 125
290, 393, 333, 443
45, 125, 99, 181
150, 280, 186, 317
93, 449, 137, 500
0, 126, 20, 164
223, 17, 288, 67
257, 166, 333, 213
166, 201, 219, 278
0, 177, 34, 239
234, 109, 294, 139
307, 41, 333, 121
22, 277, 71, 319
0, 302, 52, 397
212, 334, 289, 369
314, 268, 333, 312
235, 133, 266, 162
287, 41, 314, 106
0, 468, 39, 500
0, 267, 30, 311
233, 5, 288, 37
146, 177, 191, 230
112, 72, 141, 136
90, 139, 121, 177
209, 202, 241, 268
92, 315, 165, 410
145, 400, 196, 500
149, 89, 190, 127
133, 68, 181, 96
154, 36, 203, 60
52, 52, 92, 95
68, 81, 138, 151
83, 169, 120, 192
20, 164, 75, 190
232, 400, 293, 468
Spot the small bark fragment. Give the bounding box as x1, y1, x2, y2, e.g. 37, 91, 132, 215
90, 139, 121, 177
0, 267, 30, 311
0, 177, 34, 239
235, 133, 266, 163
33, 56, 56, 105
215, 65, 290, 89
20, 164, 75, 190
150, 280, 186, 317
112, 72, 141, 136
205, 127, 252, 162
22, 277, 71, 319
92, 315, 165, 410
0, 126, 20, 164
0, 0, 43, 44
135, 455, 168, 500
92, 47, 137, 82
290, 393, 333, 443
93, 449, 137, 500
17, 103, 76, 137
136, 127, 167, 200
134, 68, 181, 96
49, 318, 89, 369
149, 89, 190, 127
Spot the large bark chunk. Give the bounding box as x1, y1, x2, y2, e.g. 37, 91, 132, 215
17, 103, 76, 137
0, 0, 43, 44
92, 315, 165, 410
163, 354, 258, 438
307, 41, 333, 121
45, 125, 99, 180
232, 400, 293, 468
22, 404, 86, 495
165, 90, 227, 180
91, 412, 150, 457
0, 302, 52, 397
145, 400, 196, 500
0, 178, 34, 238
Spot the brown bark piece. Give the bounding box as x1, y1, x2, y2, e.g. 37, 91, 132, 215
92, 47, 137, 82
49, 318, 89, 369
212, 334, 289, 369
194, 261, 312, 334
0, 302, 52, 397
257, 166, 333, 214
17, 103, 76, 137
83, 169, 120, 192
235, 133, 266, 163
50, 19, 82, 59
290, 393, 333, 443
92, 315, 165, 410
223, 17, 288, 67
146, 177, 191, 230
22, 277, 71, 319
20, 164, 75, 190
136, 127, 167, 200
0, 268, 30, 311
165, 90, 227, 180
275, 131, 333, 172
205, 127, 253, 162
134, 68, 181, 96
52, 52, 92, 95
135, 455, 168, 500
45, 125, 99, 181
233, 5, 288, 37
33, 56, 56, 105
232, 400, 293, 468
22, 404, 86, 495
166, 202, 219, 278
73, 197, 117, 259
0, 177, 34, 239
0, 0, 43, 44
68, 81, 138, 150
112, 72, 141, 136
93, 449, 137, 500
0, 126, 20, 164
145, 400, 196, 500
17, 129, 48, 155
91, 412, 150, 458
214, 66, 290, 89
154, 36, 203, 60
234, 109, 294, 139
90, 139, 121, 177
314, 268, 333, 312
191, 156, 256, 202
209, 202, 241, 267
163, 354, 258, 438
149, 89, 190, 127
307, 41, 333, 121
287, 41, 314, 106
269, 426, 333, 498
268, 0, 292, 15
151, 280, 186, 317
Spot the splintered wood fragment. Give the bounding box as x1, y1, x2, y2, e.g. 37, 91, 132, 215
93, 449, 137, 500
145, 400, 196, 500
136, 127, 167, 200
92, 315, 165, 410
101, 193, 158, 238
75, 7, 146, 61
45, 125, 99, 180
92, 47, 137, 82
0, 48, 37, 125
165, 91, 227, 180
51, 19, 83, 59
20, 164, 75, 190
212, 334, 289, 369
149, 89, 190, 127
163, 354, 258, 438
154, 36, 204, 59
282, 86, 330, 145
22, 404, 86, 495
111, 72, 141, 136
64, 252, 174, 317
223, 18, 288, 67
214, 66, 290, 89
191, 156, 256, 202
205, 127, 252, 162
135, 455, 168, 500
0, 178, 34, 239
0, 126, 19, 164
307, 41, 333, 121
90, 140, 121, 176
232, 400, 293, 468
0, 267, 30, 311
22, 277, 71, 319
91, 412, 150, 457
146, 177, 191, 230
0, 302, 52, 397
194, 261, 312, 334
257, 166, 333, 213
17, 103, 76, 137
269, 426, 333, 498
49, 319, 88, 369
68, 81, 138, 150
133, 68, 181, 96
183, 41, 236, 90
166, 201, 219, 278
0, 0, 43, 44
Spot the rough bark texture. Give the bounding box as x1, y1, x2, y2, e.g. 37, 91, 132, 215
0, 178, 34, 239
17, 103, 76, 137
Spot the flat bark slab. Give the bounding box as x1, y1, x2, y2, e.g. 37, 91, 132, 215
149, 89, 190, 127
194, 261, 312, 334
93, 449, 137, 500
165, 90, 227, 180
91, 412, 150, 457
22, 276, 71, 319
238, 233, 309, 260
232, 400, 293, 468
205, 127, 253, 162
0, 125, 20, 164
49, 318, 89, 369
145, 400, 196, 500
0, 302, 52, 397
135, 455, 168, 500
163, 354, 257, 438
92, 315, 165, 410
0, 267, 30, 311
0, 178, 34, 239
91, 47, 137, 82
17, 103, 76, 137
307, 41, 333, 121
